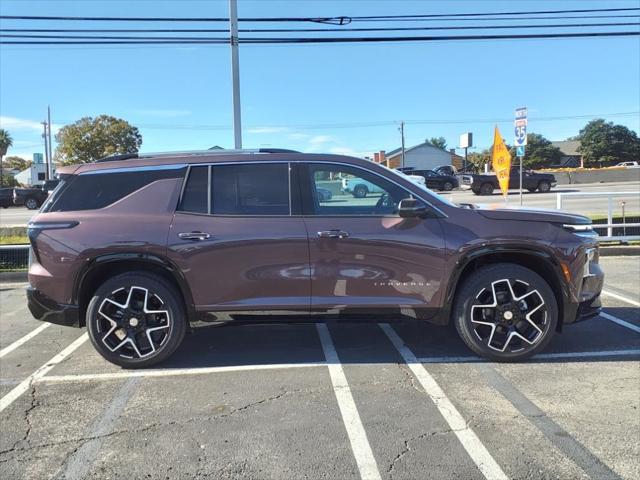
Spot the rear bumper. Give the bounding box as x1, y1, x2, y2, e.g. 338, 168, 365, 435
27, 287, 81, 327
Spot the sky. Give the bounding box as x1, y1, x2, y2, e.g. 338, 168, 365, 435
1, 0, 639, 161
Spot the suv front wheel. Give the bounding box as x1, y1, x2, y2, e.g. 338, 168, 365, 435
453, 264, 557, 362
86, 272, 187, 368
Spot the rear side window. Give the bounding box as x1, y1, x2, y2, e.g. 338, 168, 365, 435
45, 166, 185, 212
211, 163, 289, 215
178, 166, 209, 214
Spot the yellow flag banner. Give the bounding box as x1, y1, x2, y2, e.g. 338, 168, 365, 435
492, 125, 512, 197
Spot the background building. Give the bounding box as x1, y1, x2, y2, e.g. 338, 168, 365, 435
376, 141, 455, 170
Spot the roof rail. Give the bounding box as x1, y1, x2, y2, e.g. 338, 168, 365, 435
95, 153, 139, 163
95, 148, 300, 163
139, 148, 300, 158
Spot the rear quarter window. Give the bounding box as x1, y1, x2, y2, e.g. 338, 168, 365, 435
45, 166, 186, 212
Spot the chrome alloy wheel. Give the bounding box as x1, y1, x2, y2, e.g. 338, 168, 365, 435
97, 286, 171, 359
470, 278, 549, 353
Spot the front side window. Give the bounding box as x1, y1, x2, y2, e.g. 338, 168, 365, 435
307, 163, 411, 216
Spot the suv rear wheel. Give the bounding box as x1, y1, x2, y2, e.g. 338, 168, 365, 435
353, 185, 368, 198
453, 264, 557, 361
537, 181, 551, 193
86, 272, 187, 368
479, 183, 494, 195
25, 197, 39, 210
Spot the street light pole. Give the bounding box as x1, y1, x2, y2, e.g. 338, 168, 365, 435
399, 121, 405, 169
47, 106, 53, 180
229, 0, 242, 149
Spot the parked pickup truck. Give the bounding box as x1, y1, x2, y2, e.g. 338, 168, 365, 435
459, 167, 557, 195
0, 188, 14, 208
13, 179, 59, 209
342, 177, 385, 198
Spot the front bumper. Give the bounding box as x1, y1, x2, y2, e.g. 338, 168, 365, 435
27, 287, 81, 327
568, 259, 605, 324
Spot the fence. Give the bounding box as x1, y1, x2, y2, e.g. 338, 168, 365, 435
556, 191, 640, 242
0, 244, 29, 271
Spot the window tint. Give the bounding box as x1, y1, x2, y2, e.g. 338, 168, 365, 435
308, 164, 411, 216
46, 166, 185, 212
179, 166, 208, 214
211, 163, 289, 215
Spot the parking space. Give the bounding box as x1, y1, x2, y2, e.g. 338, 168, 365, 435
1, 256, 638, 479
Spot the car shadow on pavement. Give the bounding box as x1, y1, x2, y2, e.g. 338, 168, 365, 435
155, 308, 640, 370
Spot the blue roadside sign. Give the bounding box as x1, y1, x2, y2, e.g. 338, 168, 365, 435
516, 145, 525, 157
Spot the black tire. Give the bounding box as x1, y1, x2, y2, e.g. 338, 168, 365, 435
480, 183, 494, 195
25, 197, 39, 210
537, 181, 551, 193
471, 187, 481, 195
353, 185, 368, 198
86, 272, 187, 368
453, 263, 558, 362
442, 181, 454, 191
527, 187, 536, 193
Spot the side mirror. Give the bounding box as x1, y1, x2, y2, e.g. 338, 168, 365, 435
398, 198, 429, 218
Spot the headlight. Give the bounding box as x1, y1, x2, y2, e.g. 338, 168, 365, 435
563, 224, 598, 238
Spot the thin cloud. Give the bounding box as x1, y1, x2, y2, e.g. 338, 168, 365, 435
0, 116, 62, 133
132, 109, 192, 118
247, 126, 290, 134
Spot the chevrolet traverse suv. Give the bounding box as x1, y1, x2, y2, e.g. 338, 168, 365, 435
27, 150, 603, 367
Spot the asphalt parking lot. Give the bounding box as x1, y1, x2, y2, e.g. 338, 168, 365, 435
0, 256, 638, 480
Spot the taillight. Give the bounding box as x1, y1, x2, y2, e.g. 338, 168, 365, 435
27, 221, 79, 263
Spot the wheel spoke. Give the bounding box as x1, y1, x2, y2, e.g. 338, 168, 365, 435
469, 277, 548, 353
96, 285, 171, 359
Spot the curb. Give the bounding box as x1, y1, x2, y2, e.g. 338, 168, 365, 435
0, 271, 27, 285
599, 246, 640, 257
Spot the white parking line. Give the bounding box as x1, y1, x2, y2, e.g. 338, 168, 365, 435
600, 312, 640, 333
380, 323, 509, 480
602, 289, 640, 307
0, 323, 51, 359
316, 323, 381, 480
38, 362, 326, 383
417, 349, 640, 363
0, 333, 88, 413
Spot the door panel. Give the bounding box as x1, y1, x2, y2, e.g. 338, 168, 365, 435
302, 163, 446, 315
304, 216, 445, 310
168, 214, 310, 311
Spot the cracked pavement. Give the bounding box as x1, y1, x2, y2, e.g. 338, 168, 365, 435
1, 256, 639, 479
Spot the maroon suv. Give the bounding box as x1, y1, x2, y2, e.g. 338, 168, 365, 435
27, 150, 603, 367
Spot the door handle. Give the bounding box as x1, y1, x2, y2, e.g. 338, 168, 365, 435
178, 231, 211, 241
317, 230, 349, 239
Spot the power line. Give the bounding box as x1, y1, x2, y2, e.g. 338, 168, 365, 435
3, 21, 639, 35
2, 31, 638, 45
1, 7, 638, 23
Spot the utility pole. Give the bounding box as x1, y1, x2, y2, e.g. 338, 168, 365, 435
229, 0, 242, 149
42, 121, 50, 182
47, 106, 53, 180
399, 121, 405, 169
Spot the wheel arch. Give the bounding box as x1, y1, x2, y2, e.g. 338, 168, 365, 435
443, 246, 569, 331
74, 253, 196, 327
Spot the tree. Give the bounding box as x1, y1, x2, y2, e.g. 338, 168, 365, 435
466, 149, 491, 172
55, 115, 142, 165
2, 155, 31, 171
0, 172, 19, 187
508, 133, 562, 169
0, 128, 13, 187
428, 136, 447, 150
577, 119, 640, 166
